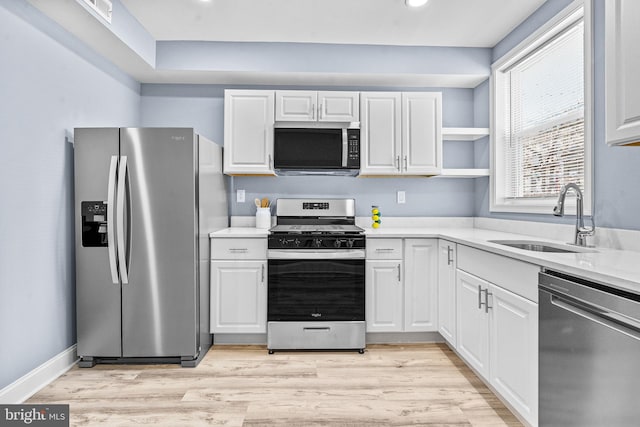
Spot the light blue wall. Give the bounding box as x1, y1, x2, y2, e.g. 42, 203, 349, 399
141, 85, 478, 217
589, 0, 640, 231
0, 2, 140, 390
157, 41, 490, 78
476, 0, 640, 231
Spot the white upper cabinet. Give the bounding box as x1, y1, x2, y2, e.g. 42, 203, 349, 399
402, 92, 442, 175
275, 90, 316, 121
275, 91, 359, 122
360, 92, 442, 176
605, 0, 640, 146
360, 92, 403, 175
223, 90, 275, 175
318, 91, 360, 122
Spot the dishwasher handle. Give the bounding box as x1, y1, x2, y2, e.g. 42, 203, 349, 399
550, 295, 640, 341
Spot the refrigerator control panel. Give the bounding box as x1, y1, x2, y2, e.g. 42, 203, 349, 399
81, 201, 108, 247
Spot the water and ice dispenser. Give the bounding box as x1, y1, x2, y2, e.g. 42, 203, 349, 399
81, 201, 108, 247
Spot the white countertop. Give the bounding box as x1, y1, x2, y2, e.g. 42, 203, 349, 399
367, 227, 640, 295
210, 227, 269, 237
210, 226, 640, 295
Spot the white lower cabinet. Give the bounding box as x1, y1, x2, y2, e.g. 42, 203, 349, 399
403, 239, 438, 331
210, 236, 268, 334
455, 245, 539, 427
210, 260, 267, 333
456, 270, 490, 378
437, 240, 456, 346
366, 260, 403, 332
489, 283, 538, 426
365, 238, 437, 333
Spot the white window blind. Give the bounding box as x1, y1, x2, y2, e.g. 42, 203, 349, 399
503, 20, 584, 199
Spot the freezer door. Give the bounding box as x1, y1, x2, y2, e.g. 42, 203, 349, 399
74, 128, 122, 358
120, 128, 198, 357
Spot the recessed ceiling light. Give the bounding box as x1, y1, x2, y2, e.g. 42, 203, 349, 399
405, 0, 429, 7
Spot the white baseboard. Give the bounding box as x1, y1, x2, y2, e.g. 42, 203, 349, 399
0, 345, 78, 404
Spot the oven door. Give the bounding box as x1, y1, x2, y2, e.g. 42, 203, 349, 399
268, 251, 365, 322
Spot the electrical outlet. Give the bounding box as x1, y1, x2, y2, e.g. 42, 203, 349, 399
237, 189, 245, 203
397, 191, 406, 204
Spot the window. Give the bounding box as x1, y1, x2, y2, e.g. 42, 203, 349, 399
491, 1, 592, 214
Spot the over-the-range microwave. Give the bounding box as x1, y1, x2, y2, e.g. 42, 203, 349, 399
273, 127, 360, 176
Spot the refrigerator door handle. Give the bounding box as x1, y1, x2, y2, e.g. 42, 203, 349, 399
107, 156, 119, 284
117, 156, 130, 284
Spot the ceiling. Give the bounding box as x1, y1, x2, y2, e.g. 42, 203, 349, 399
25, 0, 547, 86
120, 0, 546, 48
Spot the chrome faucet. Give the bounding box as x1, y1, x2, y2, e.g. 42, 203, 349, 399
553, 183, 595, 247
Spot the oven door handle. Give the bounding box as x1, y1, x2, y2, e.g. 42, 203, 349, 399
268, 249, 365, 260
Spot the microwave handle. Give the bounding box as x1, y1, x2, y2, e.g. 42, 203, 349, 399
342, 129, 348, 167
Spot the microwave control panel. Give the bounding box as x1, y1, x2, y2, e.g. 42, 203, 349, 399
347, 130, 360, 167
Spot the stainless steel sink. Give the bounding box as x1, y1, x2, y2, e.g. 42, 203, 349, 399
488, 240, 597, 254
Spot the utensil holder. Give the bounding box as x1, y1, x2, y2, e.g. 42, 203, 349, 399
255, 207, 271, 229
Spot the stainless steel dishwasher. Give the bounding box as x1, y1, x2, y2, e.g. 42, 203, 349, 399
539, 270, 640, 426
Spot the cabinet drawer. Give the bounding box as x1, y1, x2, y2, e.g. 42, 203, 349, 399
211, 238, 267, 260
457, 245, 540, 302
366, 238, 403, 259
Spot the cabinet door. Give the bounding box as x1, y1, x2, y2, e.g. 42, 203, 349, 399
275, 90, 317, 121
437, 240, 456, 346
456, 270, 490, 379
210, 260, 267, 333
403, 239, 438, 332
223, 90, 275, 175
318, 91, 360, 122
365, 260, 403, 332
360, 92, 402, 175
606, 0, 640, 146
489, 283, 538, 426
402, 92, 442, 175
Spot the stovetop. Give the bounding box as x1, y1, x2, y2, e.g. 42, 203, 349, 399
269, 224, 364, 234
268, 199, 364, 249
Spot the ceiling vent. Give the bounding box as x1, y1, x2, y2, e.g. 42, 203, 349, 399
82, 0, 113, 23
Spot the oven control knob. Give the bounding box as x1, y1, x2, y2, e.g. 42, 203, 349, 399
313, 238, 323, 248
346, 239, 354, 248
334, 240, 342, 248
279, 238, 289, 246
294, 239, 301, 247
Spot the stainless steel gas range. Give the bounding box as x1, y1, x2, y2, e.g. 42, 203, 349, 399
267, 199, 366, 354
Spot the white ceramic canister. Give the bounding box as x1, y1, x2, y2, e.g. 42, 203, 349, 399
255, 207, 271, 229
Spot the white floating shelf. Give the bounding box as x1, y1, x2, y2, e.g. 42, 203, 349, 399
442, 127, 490, 141
437, 168, 490, 178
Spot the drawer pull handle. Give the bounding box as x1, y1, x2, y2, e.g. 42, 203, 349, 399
229, 248, 248, 252
375, 248, 395, 252
303, 327, 330, 332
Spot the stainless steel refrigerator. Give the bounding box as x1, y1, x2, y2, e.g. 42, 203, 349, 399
74, 128, 228, 367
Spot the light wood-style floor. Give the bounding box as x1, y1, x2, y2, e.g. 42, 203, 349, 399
28, 343, 522, 426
